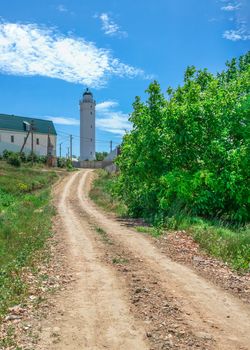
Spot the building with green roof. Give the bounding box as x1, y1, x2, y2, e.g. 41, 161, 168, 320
0, 114, 57, 156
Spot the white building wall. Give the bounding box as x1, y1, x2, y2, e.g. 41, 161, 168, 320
79, 92, 96, 160
0, 129, 56, 156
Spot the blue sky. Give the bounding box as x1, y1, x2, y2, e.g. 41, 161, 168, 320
0, 0, 249, 156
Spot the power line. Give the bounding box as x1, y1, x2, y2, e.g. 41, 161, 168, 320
56, 129, 120, 145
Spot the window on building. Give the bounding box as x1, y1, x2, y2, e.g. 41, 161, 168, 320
91, 125, 92, 128
36, 138, 39, 145
90, 111, 92, 115
91, 138, 92, 142
11, 135, 14, 143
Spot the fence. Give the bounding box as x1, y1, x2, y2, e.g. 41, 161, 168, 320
73, 160, 113, 169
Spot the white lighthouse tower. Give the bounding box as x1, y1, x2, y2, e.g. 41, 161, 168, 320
79, 88, 96, 160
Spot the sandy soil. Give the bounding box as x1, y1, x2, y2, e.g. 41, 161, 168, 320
36, 170, 250, 350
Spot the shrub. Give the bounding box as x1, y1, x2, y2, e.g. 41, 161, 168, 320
57, 157, 74, 170
20, 152, 27, 162
27, 152, 38, 163
96, 152, 108, 161
57, 157, 66, 168
7, 153, 21, 167
66, 159, 73, 170
38, 155, 47, 164
2, 150, 12, 160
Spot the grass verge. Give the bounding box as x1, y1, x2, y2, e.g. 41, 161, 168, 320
90, 169, 250, 272
89, 169, 127, 217
0, 161, 58, 319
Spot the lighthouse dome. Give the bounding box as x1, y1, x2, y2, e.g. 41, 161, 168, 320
83, 88, 92, 96
82, 88, 94, 103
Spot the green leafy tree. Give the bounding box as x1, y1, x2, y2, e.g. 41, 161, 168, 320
115, 52, 250, 224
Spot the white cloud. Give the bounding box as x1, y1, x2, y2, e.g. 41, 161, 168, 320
96, 113, 131, 135
45, 116, 80, 125
0, 21, 146, 87
96, 100, 118, 112
96, 100, 131, 135
97, 13, 127, 38
221, 4, 240, 11
220, 0, 250, 41
57, 4, 68, 12
223, 27, 250, 40
42, 101, 131, 135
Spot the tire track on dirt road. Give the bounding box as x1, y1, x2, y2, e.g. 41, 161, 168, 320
77, 169, 250, 350
37, 171, 148, 350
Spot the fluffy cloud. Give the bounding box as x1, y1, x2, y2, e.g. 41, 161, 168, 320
97, 13, 127, 38
96, 100, 131, 135
96, 100, 119, 112
220, 1, 250, 41
45, 116, 80, 125
43, 101, 131, 135
0, 21, 145, 87
221, 4, 240, 11
223, 27, 250, 40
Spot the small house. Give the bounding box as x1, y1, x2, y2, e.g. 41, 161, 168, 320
0, 114, 57, 156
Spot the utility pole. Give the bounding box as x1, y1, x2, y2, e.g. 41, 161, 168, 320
20, 126, 31, 154
47, 126, 51, 166
70, 135, 73, 161
67, 147, 69, 159
47, 127, 51, 157
31, 120, 34, 165
110, 140, 113, 154
59, 143, 62, 158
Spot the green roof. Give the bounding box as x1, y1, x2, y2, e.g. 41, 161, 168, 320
0, 114, 57, 135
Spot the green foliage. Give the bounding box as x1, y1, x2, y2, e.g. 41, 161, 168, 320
20, 152, 27, 162
190, 222, 250, 271
96, 151, 108, 161
89, 170, 127, 217
57, 157, 74, 170
57, 157, 67, 168
2, 149, 48, 165
0, 161, 57, 318
3, 150, 12, 160
6, 153, 21, 167
26, 152, 47, 164
66, 158, 73, 170
115, 52, 250, 225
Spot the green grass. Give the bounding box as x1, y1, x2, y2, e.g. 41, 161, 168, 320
0, 160, 58, 318
90, 169, 250, 272
94, 226, 113, 245
135, 226, 163, 237
112, 257, 129, 264
89, 169, 127, 217
0, 325, 16, 348
165, 215, 250, 271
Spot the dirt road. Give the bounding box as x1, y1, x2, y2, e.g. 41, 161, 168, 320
38, 170, 250, 350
